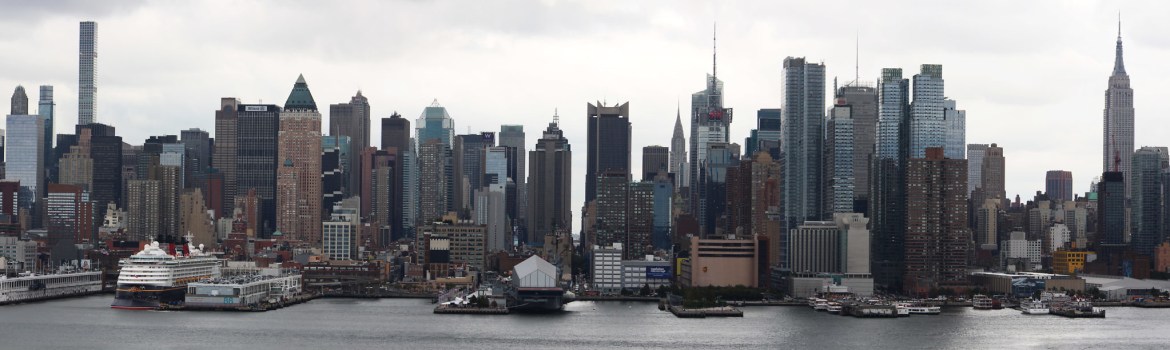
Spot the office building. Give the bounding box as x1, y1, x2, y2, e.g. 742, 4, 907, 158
652, 173, 672, 251
379, 112, 410, 237
586, 102, 631, 202
835, 85, 878, 212
981, 143, 1006, 202
527, 118, 571, 246
641, 146, 669, 181
9, 86, 27, 115
904, 147, 969, 295
330, 91, 371, 196
178, 189, 215, 248
45, 184, 94, 246
236, 103, 279, 237
418, 140, 451, 223
126, 179, 160, 241
689, 41, 733, 209
628, 181, 654, 259
682, 236, 758, 287
321, 135, 349, 218
1131, 147, 1167, 256
594, 170, 629, 258
751, 108, 782, 158
454, 132, 494, 215
474, 184, 508, 253
498, 124, 526, 223
275, 75, 322, 245
1045, 170, 1074, 202
6, 115, 43, 212
77, 123, 121, 208
213, 98, 240, 218
591, 243, 623, 292
670, 110, 688, 189
967, 144, 988, 195
943, 99, 966, 159
909, 64, 945, 159
180, 128, 210, 190
1103, 26, 1134, 195
322, 198, 360, 261
782, 57, 826, 227
826, 98, 854, 216
870, 68, 910, 293
38, 86, 54, 177
78, 21, 97, 125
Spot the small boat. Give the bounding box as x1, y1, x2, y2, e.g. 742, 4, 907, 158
972, 295, 994, 310
902, 302, 941, 315
1021, 300, 1049, 315
894, 303, 910, 317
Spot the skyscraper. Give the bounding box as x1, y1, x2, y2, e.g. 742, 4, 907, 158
753, 108, 782, 158
6, 115, 44, 213
594, 170, 629, 257
943, 99, 966, 159
454, 132, 494, 216
321, 135, 349, 218
826, 98, 854, 216
235, 103, 279, 237
418, 139, 451, 223
1045, 170, 1074, 202
180, 128, 210, 189
10, 86, 27, 115
1097, 172, 1126, 247
528, 118, 571, 247
689, 33, 733, 212
45, 184, 94, 246
380, 112, 410, 238
39, 86, 55, 181
669, 110, 687, 189
213, 98, 239, 218
276, 74, 323, 246
870, 68, 910, 293
909, 64, 945, 159
1131, 147, 1167, 256
641, 146, 669, 181
498, 124, 526, 224
835, 85, 877, 209
904, 147, 969, 295
76, 123, 121, 208
980, 143, 1006, 202
416, 99, 454, 147
1103, 24, 1134, 196
585, 102, 631, 202
78, 21, 97, 125
782, 57, 826, 227
331, 91, 371, 196
966, 144, 989, 195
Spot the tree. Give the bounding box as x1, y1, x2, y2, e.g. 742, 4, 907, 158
640, 284, 652, 297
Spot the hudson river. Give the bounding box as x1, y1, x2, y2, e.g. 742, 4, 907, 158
1, 295, 1167, 349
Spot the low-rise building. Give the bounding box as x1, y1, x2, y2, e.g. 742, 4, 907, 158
621, 257, 671, 291
684, 236, 758, 287
1053, 250, 1094, 275
591, 243, 622, 293
185, 274, 302, 308
969, 272, 1085, 298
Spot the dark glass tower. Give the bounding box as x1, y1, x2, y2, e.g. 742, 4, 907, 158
236, 104, 279, 237
585, 102, 630, 202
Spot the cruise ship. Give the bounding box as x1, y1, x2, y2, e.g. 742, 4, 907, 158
0, 270, 104, 305
111, 240, 220, 310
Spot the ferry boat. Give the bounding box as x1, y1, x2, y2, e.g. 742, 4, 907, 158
813, 298, 829, 311
901, 303, 941, 315
826, 302, 842, 314
972, 294, 995, 309
1050, 300, 1105, 318
0, 270, 103, 305
1020, 300, 1049, 315
111, 240, 220, 310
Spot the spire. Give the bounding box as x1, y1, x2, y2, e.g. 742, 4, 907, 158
553, 108, 560, 126
673, 107, 685, 139
283, 74, 317, 110
1113, 14, 1126, 76
712, 22, 717, 79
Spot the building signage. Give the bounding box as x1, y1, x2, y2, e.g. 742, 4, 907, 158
244, 105, 268, 112
646, 266, 671, 279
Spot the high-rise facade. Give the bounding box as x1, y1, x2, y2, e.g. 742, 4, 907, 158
498, 124, 526, 224
416, 99, 454, 147
6, 115, 44, 212
871, 68, 910, 293
752, 108, 782, 158
781, 57, 826, 227
380, 112, 410, 237
39, 86, 55, 183
943, 99, 966, 159
669, 111, 687, 189
276, 75, 323, 246
454, 132, 494, 215
235, 103, 279, 237
835, 85, 877, 208
77, 123, 121, 208
904, 147, 969, 295
528, 119, 571, 247
826, 99, 855, 216
1131, 147, 1168, 256
628, 181, 655, 259
1045, 170, 1074, 202
180, 128, 210, 190
1103, 27, 1134, 196
332, 91, 371, 196
321, 135, 349, 218
909, 64, 945, 159
586, 102, 631, 203
688, 41, 733, 212
213, 98, 239, 218
1097, 172, 1126, 247
126, 179, 160, 241
45, 184, 94, 246
594, 170, 629, 258
700, 143, 736, 236
418, 140, 451, 223
641, 146, 669, 181
966, 144, 989, 195
78, 21, 97, 126
980, 143, 1006, 202
10, 86, 27, 115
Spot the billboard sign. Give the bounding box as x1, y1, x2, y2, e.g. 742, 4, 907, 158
646, 266, 672, 279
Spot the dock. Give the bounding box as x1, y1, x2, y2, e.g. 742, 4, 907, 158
159, 292, 319, 312
667, 305, 743, 318
433, 304, 509, 315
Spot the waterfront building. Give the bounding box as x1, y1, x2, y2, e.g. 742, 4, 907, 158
621, 257, 672, 291
1045, 170, 1074, 202
213, 98, 240, 218
681, 236, 758, 288
331, 91, 371, 196
904, 147, 969, 295
527, 118, 571, 247
586, 102, 631, 203
276, 75, 323, 246
782, 57, 826, 227
418, 221, 486, 274
591, 243, 622, 293
78, 21, 97, 125
1103, 25, 1134, 195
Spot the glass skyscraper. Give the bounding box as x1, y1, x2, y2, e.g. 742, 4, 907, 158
6, 115, 44, 210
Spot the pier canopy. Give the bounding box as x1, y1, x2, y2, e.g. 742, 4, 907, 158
513, 256, 557, 289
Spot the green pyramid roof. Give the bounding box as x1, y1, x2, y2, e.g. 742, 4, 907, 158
284, 74, 317, 111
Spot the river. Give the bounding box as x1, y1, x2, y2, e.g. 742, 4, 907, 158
0, 295, 1165, 349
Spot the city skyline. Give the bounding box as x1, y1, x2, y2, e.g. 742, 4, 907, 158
3, 1, 1169, 237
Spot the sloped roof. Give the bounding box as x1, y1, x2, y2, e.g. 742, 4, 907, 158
284, 74, 317, 111
513, 255, 556, 287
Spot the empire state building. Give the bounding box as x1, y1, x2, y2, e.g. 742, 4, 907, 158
1102, 23, 1134, 196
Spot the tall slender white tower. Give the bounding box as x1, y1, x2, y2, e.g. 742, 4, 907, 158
1103, 20, 1134, 197
79, 21, 97, 125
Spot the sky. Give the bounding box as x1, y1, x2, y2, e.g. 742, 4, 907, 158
2, 0, 1168, 234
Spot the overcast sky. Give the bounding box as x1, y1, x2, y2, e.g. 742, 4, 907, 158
2, 1, 1167, 232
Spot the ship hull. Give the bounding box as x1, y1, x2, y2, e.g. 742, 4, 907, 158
111, 286, 186, 310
